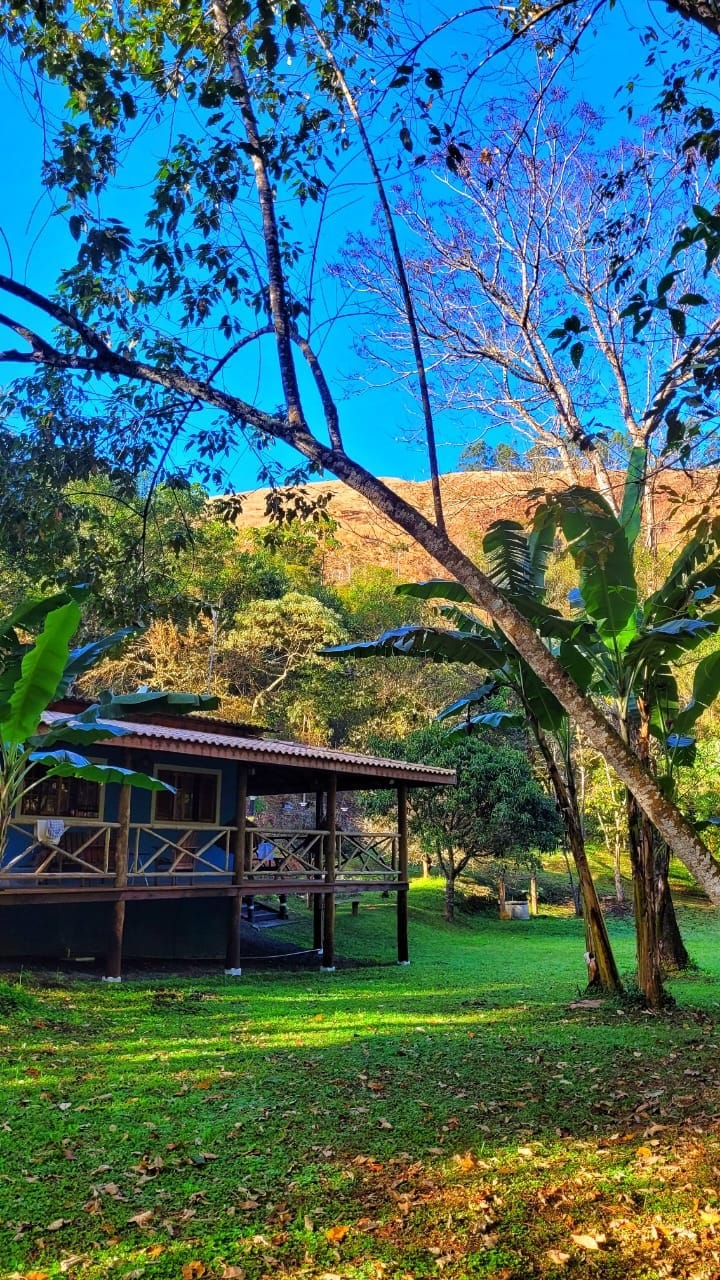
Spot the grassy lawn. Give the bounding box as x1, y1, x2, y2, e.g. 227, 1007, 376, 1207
2, 880, 720, 1280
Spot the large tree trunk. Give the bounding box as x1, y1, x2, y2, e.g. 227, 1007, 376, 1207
529, 871, 538, 917
628, 804, 665, 1008
421, 852, 432, 879
535, 728, 622, 993
655, 840, 690, 971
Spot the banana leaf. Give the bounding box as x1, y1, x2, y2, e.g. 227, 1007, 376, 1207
97, 689, 220, 717
527, 504, 557, 591
545, 486, 638, 652
516, 657, 566, 733
445, 710, 526, 738
323, 626, 504, 667
625, 613, 720, 667
0, 603, 81, 747
671, 648, 720, 738
483, 520, 534, 594
27, 714, 130, 749
445, 711, 525, 742
55, 629, 136, 696
396, 579, 475, 604
645, 539, 720, 624
618, 445, 647, 551
436, 682, 501, 721
29, 750, 175, 791
0, 587, 88, 647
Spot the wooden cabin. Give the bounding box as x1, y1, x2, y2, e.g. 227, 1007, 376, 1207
0, 704, 455, 978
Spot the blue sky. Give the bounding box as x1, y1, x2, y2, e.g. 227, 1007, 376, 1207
0, 4, 689, 489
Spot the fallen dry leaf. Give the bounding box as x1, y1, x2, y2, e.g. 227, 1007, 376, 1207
635, 1146, 653, 1159
454, 1153, 477, 1172
570, 1233, 606, 1251
128, 1210, 154, 1228
181, 1265, 206, 1280
24, 1271, 49, 1280
700, 1209, 720, 1225
377, 1118, 393, 1130
46, 1220, 66, 1232
219, 1268, 244, 1279
325, 1224, 350, 1244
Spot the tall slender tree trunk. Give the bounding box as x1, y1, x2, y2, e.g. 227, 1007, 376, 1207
535, 728, 622, 993
421, 852, 432, 879
655, 840, 690, 970
529, 871, 538, 917
614, 837, 625, 905
443, 848, 457, 921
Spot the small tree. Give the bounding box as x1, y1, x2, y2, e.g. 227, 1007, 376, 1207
370, 725, 561, 921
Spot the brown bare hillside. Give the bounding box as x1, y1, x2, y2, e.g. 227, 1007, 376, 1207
229, 470, 717, 583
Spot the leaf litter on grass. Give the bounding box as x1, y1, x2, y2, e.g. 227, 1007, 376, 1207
3, 896, 720, 1278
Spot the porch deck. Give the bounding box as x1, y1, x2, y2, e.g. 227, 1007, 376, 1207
0, 706, 455, 977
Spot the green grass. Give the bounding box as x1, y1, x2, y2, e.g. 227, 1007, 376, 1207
2, 881, 720, 1280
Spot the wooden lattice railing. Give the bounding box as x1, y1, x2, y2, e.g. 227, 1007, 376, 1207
0, 821, 401, 885
2, 820, 119, 878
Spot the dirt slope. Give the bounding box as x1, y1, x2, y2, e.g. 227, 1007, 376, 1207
229, 469, 716, 583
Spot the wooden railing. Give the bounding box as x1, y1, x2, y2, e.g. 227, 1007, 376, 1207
1, 820, 119, 879
0, 821, 401, 886
337, 832, 399, 880
128, 824, 235, 879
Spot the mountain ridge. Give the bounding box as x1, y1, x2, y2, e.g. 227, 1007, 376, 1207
228, 469, 717, 583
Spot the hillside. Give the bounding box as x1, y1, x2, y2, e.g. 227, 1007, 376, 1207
229, 469, 716, 583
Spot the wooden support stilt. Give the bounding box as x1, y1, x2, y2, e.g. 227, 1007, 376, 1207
226, 764, 248, 975
105, 777, 131, 981
397, 782, 410, 965
313, 790, 324, 951
321, 776, 336, 971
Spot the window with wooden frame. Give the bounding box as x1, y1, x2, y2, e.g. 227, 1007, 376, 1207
153, 767, 221, 825
20, 769, 103, 820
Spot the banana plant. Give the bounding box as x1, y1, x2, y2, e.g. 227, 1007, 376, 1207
323, 514, 623, 995
0, 593, 219, 864
524, 468, 720, 1005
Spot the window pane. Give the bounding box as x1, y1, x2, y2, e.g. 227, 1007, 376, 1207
22, 769, 100, 818
155, 770, 218, 824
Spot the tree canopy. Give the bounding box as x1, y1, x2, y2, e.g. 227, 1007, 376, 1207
2, 1, 720, 899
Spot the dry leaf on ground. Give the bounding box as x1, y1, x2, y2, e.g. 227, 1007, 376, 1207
325, 1224, 350, 1243
570, 1233, 606, 1251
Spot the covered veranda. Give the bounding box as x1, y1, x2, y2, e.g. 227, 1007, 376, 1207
0, 708, 455, 978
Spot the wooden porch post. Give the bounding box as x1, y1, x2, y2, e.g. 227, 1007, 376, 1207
105, 778, 131, 981
321, 775, 337, 971
226, 764, 248, 976
313, 790, 324, 952
397, 782, 410, 965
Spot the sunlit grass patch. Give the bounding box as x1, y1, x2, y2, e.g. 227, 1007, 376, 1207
1, 882, 720, 1279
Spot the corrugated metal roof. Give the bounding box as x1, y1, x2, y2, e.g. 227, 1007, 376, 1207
42, 712, 456, 787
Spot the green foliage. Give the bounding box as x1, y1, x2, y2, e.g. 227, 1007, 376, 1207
370, 723, 562, 869
0, 592, 227, 860
1, 602, 82, 746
